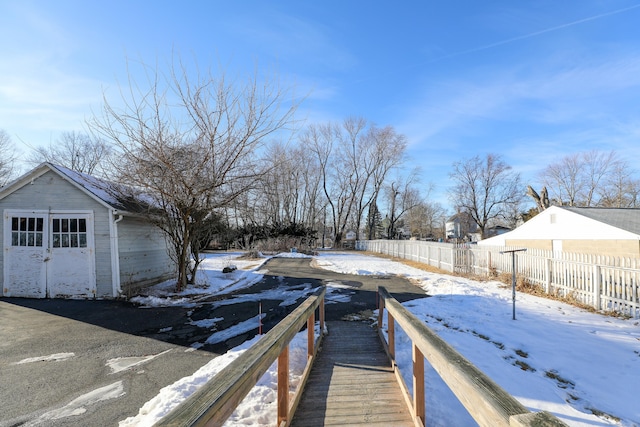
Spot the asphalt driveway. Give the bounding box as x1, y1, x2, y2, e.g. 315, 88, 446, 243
0, 256, 427, 426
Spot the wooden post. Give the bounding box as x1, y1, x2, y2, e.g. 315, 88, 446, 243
277, 346, 289, 425
307, 312, 314, 358
378, 294, 385, 331
413, 343, 425, 425
388, 313, 395, 360
319, 298, 325, 333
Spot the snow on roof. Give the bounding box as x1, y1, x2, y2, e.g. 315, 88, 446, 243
47, 163, 156, 214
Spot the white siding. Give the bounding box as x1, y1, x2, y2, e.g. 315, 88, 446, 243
117, 217, 174, 294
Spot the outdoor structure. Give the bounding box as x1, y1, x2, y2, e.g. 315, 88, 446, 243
0, 163, 175, 299
479, 206, 640, 257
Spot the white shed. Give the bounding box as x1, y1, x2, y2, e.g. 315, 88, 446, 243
479, 206, 640, 257
0, 163, 175, 299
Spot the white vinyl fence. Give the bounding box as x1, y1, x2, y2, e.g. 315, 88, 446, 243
356, 239, 640, 318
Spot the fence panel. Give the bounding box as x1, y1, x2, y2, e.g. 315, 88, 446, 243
356, 240, 640, 318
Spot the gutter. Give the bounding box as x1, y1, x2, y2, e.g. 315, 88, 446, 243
109, 210, 124, 297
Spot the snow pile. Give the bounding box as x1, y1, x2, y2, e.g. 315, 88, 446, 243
130, 252, 268, 306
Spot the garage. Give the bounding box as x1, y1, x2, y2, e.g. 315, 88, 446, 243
4, 210, 96, 298
0, 163, 175, 299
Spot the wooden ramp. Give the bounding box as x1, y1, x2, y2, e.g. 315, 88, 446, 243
290, 320, 414, 427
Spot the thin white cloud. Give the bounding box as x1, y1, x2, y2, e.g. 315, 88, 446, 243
431, 3, 640, 62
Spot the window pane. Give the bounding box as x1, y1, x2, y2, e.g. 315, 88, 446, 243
53, 219, 60, 233
11, 232, 18, 246
27, 218, 35, 232
35, 233, 43, 247
61, 234, 69, 247
70, 234, 78, 247
11, 217, 18, 231
27, 233, 34, 246
70, 219, 77, 233
19, 233, 26, 246
79, 219, 86, 233
19, 218, 27, 231
61, 219, 69, 233
79, 234, 87, 247
36, 218, 43, 232
52, 234, 60, 248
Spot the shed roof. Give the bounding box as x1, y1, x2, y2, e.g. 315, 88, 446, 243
0, 163, 153, 214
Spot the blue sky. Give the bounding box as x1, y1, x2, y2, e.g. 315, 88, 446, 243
2, 1, 640, 208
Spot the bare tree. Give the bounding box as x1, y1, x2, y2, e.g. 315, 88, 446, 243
599, 159, 640, 208
27, 131, 112, 175
384, 175, 421, 239
539, 153, 582, 206
0, 129, 17, 185
405, 185, 446, 240
359, 124, 406, 239
89, 60, 297, 290
304, 118, 407, 245
304, 122, 352, 246
449, 154, 522, 238
538, 150, 633, 207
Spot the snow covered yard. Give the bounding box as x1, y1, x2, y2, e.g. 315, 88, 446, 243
317, 252, 640, 427
123, 251, 640, 427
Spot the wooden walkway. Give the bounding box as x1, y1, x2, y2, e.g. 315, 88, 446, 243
290, 320, 414, 427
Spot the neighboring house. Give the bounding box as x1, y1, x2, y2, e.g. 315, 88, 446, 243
445, 212, 478, 242
0, 163, 175, 299
478, 206, 640, 257
484, 225, 511, 238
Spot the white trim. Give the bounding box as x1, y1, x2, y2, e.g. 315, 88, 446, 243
109, 210, 123, 297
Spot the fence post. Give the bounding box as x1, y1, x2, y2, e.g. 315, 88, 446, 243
545, 258, 552, 294
593, 265, 601, 311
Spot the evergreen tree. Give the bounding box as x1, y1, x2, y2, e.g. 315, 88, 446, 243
366, 202, 384, 239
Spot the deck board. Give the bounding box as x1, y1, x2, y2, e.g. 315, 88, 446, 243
290, 320, 414, 427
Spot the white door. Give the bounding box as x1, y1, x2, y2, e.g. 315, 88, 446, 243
3, 211, 96, 298
47, 214, 96, 298
3, 212, 48, 297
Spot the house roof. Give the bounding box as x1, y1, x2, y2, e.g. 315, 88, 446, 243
0, 163, 153, 214
561, 206, 640, 236
479, 205, 640, 247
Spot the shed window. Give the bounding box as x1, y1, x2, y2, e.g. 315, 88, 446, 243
52, 218, 87, 248
11, 217, 44, 247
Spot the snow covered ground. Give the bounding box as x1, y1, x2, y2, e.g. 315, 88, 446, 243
122, 251, 640, 427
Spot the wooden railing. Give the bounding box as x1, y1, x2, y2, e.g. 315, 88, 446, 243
156, 287, 326, 427
377, 286, 567, 427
